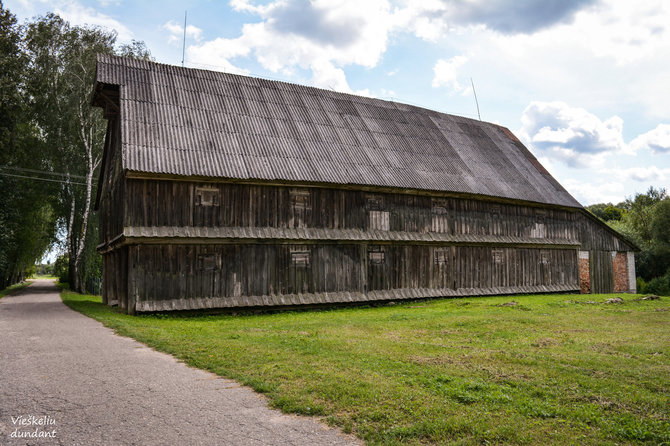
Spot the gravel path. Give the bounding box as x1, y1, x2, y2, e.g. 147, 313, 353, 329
0, 279, 359, 445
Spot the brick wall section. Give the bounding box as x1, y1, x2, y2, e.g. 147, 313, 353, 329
579, 251, 590, 294
613, 252, 629, 292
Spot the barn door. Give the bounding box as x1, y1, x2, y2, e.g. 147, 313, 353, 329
590, 250, 614, 293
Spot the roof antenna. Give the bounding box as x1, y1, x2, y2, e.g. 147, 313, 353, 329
470, 77, 481, 121
181, 11, 187, 67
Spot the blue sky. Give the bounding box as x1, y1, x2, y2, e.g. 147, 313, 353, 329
7, 0, 670, 205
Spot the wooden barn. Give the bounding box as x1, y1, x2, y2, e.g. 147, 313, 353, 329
92, 55, 637, 314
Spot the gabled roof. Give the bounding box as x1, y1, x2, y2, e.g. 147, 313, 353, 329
93, 54, 582, 208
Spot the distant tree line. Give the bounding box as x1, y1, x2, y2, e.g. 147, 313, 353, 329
586, 187, 670, 295
0, 5, 151, 291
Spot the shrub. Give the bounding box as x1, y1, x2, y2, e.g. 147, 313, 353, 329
643, 274, 670, 296
53, 255, 69, 284
636, 277, 647, 293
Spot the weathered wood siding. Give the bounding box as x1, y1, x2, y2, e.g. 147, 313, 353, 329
576, 213, 634, 251
574, 213, 635, 294
590, 250, 614, 294
123, 179, 579, 239
102, 246, 127, 308
126, 243, 578, 311
99, 178, 636, 312
98, 119, 124, 246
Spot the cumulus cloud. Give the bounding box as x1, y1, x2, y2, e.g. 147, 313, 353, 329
450, 0, 597, 34
391, 0, 596, 41
190, 0, 594, 93
431, 56, 470, 94
630, 124, 670, 154
561, 178, 626, 205
163, 20, 203, 44
603, 166, 670, 182
520, 101, 627, 167
187, 0, 392, 92
53, 1, 133, 41
186, 36, 251, 75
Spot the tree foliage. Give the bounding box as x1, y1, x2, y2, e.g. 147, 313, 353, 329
0, 6, 58, 287
0, 5, 151, 292
586, 203, 625, 222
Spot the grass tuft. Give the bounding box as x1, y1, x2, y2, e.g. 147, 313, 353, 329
0, 281, 32, 299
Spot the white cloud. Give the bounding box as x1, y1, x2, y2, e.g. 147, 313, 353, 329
97, 0, 121, 7
186, 36, 250, 75
163, 20, 203, 45
561, 178, 626, 205
568, 0, 670, 64
446, 0, 670, 121
603, 166, 670, 183
187, 0, 393, 93
431, 56, 469, 93
379, 88, 397, 99
309, 59, 352, 93
53, 1, 133, 41
520, 101, 627, 168
630, 124, 670, 154
392, 0, 596, 39
391, 0, 451, 42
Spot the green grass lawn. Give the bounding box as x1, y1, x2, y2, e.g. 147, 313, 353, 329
61, 291, 669, 445
0, 281, 32, 298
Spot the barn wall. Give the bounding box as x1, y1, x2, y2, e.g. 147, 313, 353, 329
590, 250, 614, 294
101, 246, 127, 308
577, 213, 634, 251
574, 213, 636, 294
100, 179, 638, 312
123, 179, 580, 240
98, 119, 124, 246
126, 243, 578, 312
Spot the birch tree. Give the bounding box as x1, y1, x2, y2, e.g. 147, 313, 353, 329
23, 15, 115, 292
0, 7, 151, 291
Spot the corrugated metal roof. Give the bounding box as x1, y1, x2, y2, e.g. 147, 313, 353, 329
95, 54, 582, 208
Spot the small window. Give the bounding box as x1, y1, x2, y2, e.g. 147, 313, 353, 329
492, 249, 504, 264
540, 251, 550, 265
291, 251, 310, 267
369, 210, 390, 231
434, 248, 449, 265
490, 204, 501, 215
366, 194, 384, 211
530, 222, 546, 238
431, 198, 448, 215
195, 186, 220, 207
290, 188, 311, 210
368, 248, 385, 264
198, 253, 220, 271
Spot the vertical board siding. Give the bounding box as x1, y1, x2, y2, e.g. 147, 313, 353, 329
99, 119, 124, 245
590, 250, 614, 294
577, 213, 634, 251
128, 244, 578, 309
124, 179, 583, 240
105, 179, 633, 313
